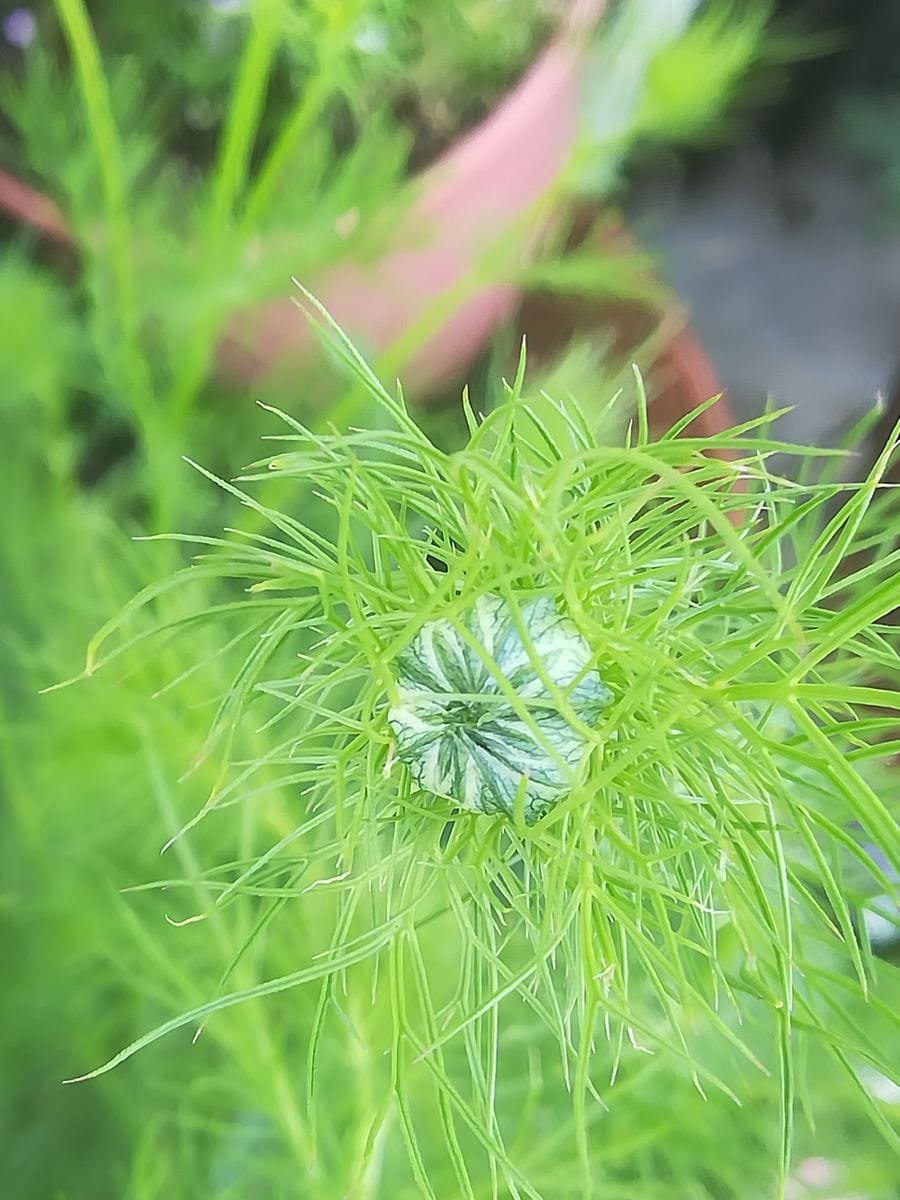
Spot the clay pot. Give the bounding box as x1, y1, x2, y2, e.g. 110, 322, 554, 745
0, 0, 729, 434
0, 0, 607, 394
219, 0, 609, 393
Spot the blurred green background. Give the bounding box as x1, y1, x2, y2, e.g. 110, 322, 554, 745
1, 1, 898, 1196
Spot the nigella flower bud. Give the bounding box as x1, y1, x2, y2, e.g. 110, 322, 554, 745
388, 594, 611, 821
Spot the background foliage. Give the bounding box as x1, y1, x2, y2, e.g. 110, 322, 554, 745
1, 2, 897, 1197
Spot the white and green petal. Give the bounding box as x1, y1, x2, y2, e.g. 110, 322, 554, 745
388, 594, 611, 821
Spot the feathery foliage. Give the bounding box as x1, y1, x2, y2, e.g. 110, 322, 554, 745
70, 297, 900, 1198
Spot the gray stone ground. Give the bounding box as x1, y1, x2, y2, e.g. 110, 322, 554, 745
629, 139, 900, 449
